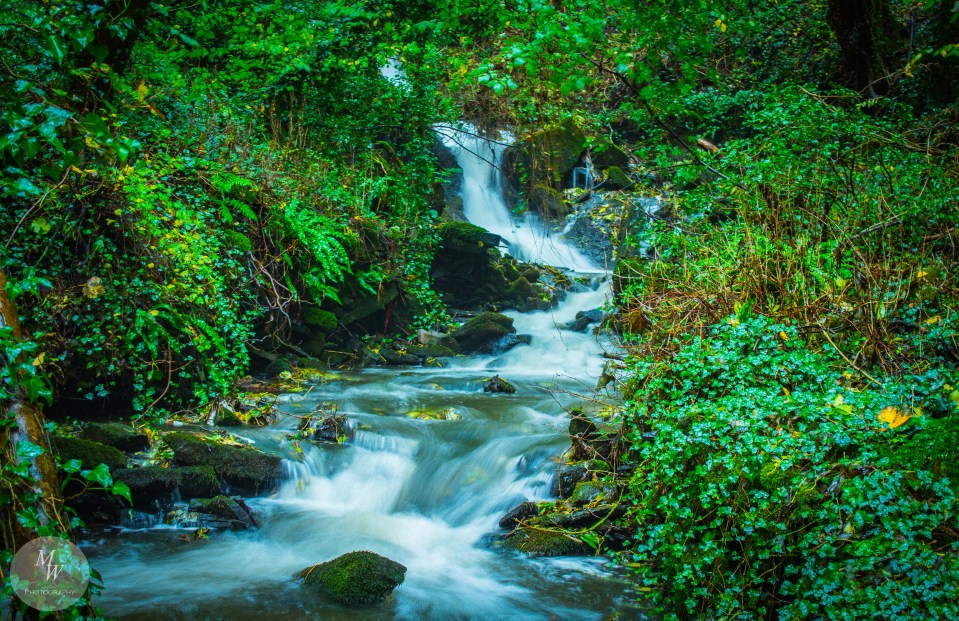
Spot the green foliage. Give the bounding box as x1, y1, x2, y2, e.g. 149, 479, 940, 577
621, 317, 959, 620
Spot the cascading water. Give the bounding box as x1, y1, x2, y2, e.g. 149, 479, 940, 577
436, 125, 598, 272
85, 126, 641, 620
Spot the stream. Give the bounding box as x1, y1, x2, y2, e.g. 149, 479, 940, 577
86, 127, 644, 620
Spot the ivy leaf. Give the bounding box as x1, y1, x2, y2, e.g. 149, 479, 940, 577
81, 463, 113, 488
62, 458, 83, 474
111, 480, 132, 504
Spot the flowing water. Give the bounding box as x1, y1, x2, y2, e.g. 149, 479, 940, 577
85, 126, 644, 620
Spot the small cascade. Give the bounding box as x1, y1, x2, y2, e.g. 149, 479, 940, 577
436, 124, 599, 272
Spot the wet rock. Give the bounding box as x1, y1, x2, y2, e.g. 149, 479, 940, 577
498, 501, 540, 528
501, 527, 590, 557
188, 496, 258, 530
165, 432, 282, 495
484, 375, 516, 394
591, 141, 631, 170
563, 316, 593, 332
298, 406, 350, 444
568, 504, 627, 527
337, 281, 400, 326
577, 308, 605, 324
416, 329, 461, 353
81, 422, 150, 453
528, 184, 568, 219
297, 551, 407, 605
450, 312, 516, 353
497, 334, 532, 351
54, 436, 128, 472
569, 412, 599, 438
601, 166, 632, 190
556, 460, 609, 498
406, 344, 457, 359
378, 346, 421, 366
569, 480, 620, 507
115, 465, 220, 511
405, 407, 461, 421
436, 221, 503, 254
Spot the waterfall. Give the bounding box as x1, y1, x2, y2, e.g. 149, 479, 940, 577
436, 124, 599, 273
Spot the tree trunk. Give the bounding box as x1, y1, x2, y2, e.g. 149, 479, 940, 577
827, 0, 899, 96
0, 270, 73, 619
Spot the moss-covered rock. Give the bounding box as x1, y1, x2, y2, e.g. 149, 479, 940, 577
438, 222, 503, 254
188, 496, 258, 529
405, 344, 456, 359
303, 308, 338, 332
601, 165, 632, 190
165, 432, 282, 494
81, 422, 149, 453
297, 551, 407, 605
501, 527, 590, 557
54, 436, 128, 471
483, 375, 517, 394
569, 480, 620, 507
450, 312, 516, 353
528, 184, 568, 219
506, 276, 536, 303
498, 501, 541, 528
115, 465, 219, 510
502, 120, 587, 195
591, 142, 631, 169
557, 460, 609, 498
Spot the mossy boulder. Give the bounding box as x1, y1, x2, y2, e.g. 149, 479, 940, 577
81, 422, 149, 453
450, 312, 516, 354
438, 222, 503, 255
303, 308, 338, 332
506, 276, 536, 303
502, 120, 587, 196
484, 375, 516, 394
591, 142, 630, 169
602, 165, 632, 190
405, 344, 456, 359
569, 480, 620, 507
557, 460, 609, 498
115, 465, 219, 510
54, 436, 128, 472
297, 551, 407, 605
528, 184, 568, 219
188, 496, 258, 530
498, 501, 541, 528
337, 281, 400, 326
165, 432, 282, 494
502, 527, 590, 557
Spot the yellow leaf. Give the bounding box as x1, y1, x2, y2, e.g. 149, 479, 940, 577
779, 331, 789, 341
82, 277, 105, 299
728, 317, 740, 327
877, 406, 910, 429
149, 309, 160, 317
925, 315, 940, 325
32, 352, 46, 367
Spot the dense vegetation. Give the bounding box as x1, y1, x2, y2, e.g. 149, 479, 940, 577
2, 0, 957, 619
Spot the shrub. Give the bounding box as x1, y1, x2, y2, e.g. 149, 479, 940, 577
621, 317, 959, 620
